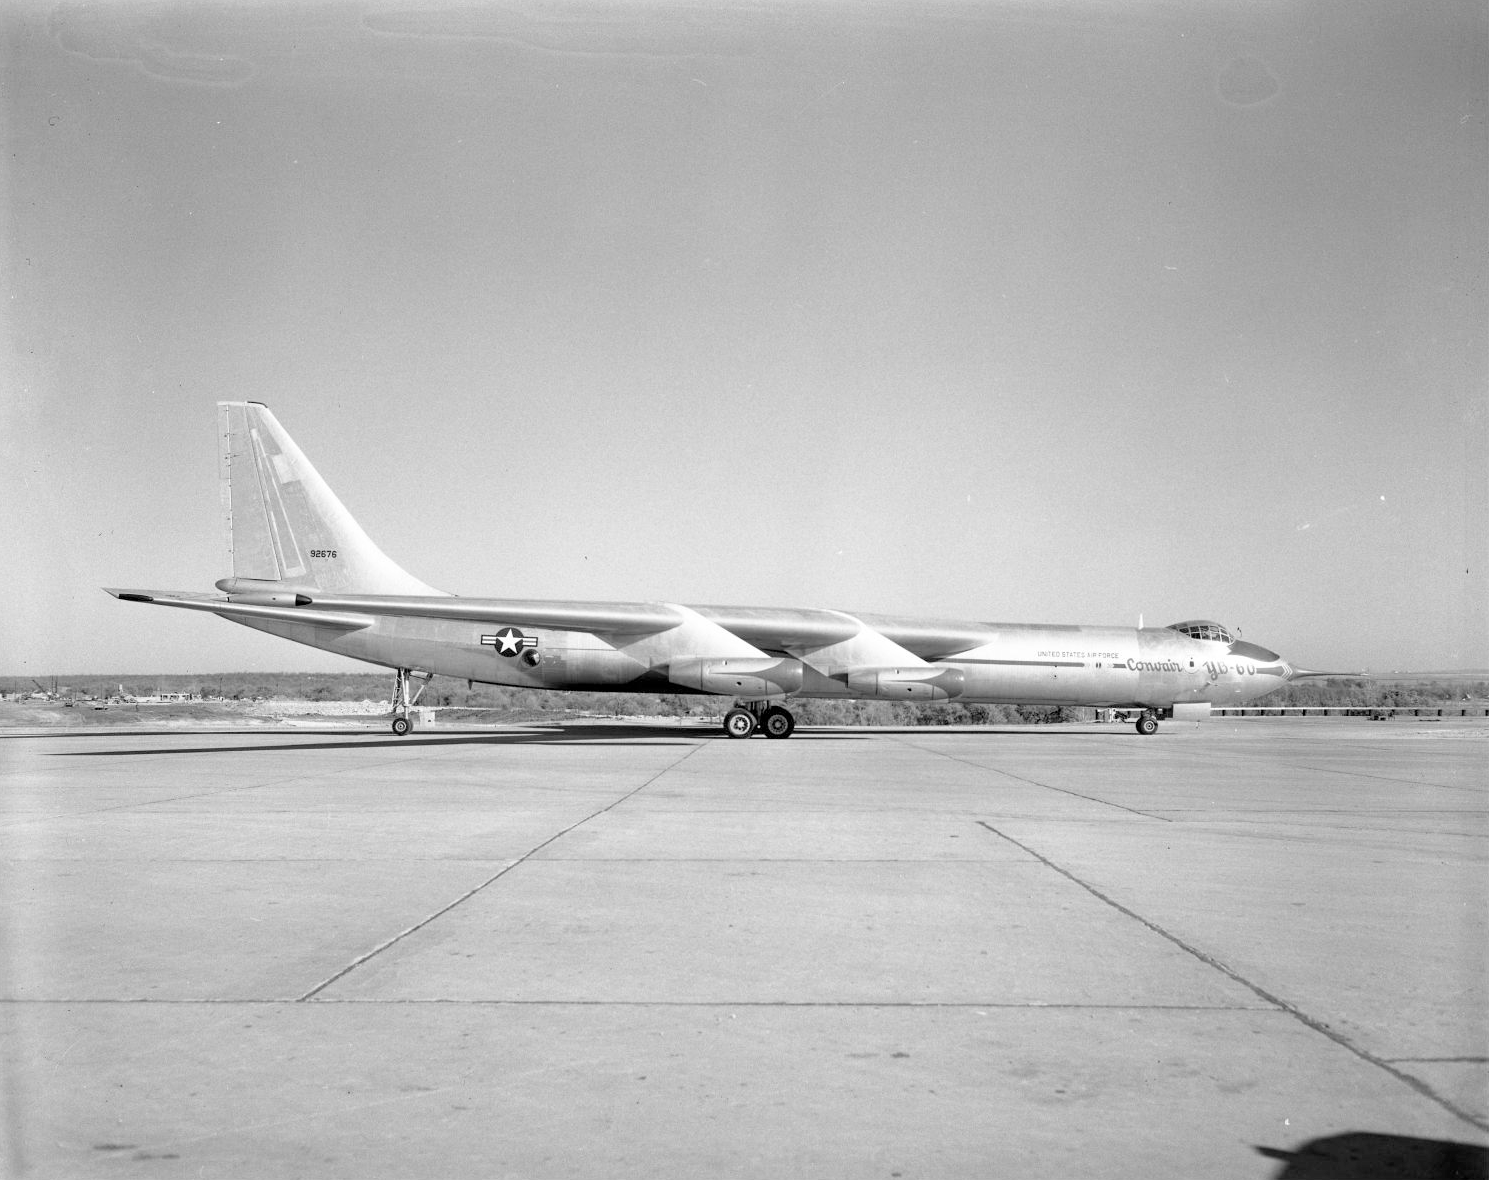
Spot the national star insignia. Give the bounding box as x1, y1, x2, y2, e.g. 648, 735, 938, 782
481, 627, 534, 657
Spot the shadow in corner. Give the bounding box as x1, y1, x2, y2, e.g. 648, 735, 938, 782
1258, 1133, 1488, 1179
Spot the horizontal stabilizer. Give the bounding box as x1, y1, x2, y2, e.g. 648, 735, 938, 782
104, 588, 372, 631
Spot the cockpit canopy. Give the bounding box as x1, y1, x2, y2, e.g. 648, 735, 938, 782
1167, 620, 1233, 644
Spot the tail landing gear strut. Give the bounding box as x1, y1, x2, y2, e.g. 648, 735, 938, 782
723, 700, 796, 739
389, 667, 432, 736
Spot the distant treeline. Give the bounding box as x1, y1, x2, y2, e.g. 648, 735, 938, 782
9, 672, 1487, 726
1265, 679, 1489, 708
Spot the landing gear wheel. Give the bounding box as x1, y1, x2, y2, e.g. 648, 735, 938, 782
761, 706, 796, 739
723, 707, 757, 739
1135, 713, 1158, 736
387, 668, 430, 737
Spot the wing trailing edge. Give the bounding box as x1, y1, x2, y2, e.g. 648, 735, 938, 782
293, 593, 684, 635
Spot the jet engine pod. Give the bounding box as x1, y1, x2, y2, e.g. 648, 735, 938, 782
845, 666, 966, 701
668, 656, 805, 698
215, 577, 311, 608
226, 591, 312, 607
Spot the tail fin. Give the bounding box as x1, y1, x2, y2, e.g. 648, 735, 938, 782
216, 402, 442, 596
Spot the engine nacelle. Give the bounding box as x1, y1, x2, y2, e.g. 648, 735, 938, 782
215, 578, 311, 608
668, 657, 805, 698
227, 591, 312, 607
845, 666, 966, 701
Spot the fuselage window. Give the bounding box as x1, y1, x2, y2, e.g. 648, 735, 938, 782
1172, 621, 1232, 644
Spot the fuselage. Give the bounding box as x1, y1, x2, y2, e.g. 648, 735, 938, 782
225, 600, 1292, 711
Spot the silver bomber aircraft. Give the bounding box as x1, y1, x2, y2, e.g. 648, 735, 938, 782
108, 402, 1322, 737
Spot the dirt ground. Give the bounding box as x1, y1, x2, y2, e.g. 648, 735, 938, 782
0, 700, 370, 729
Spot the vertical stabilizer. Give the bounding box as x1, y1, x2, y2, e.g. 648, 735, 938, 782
217, 402, 442, 596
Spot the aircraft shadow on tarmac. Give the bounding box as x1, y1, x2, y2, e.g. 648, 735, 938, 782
35, 722, 1146, 757
1257, 1133, 1488, 1179
46, 723, 882, 757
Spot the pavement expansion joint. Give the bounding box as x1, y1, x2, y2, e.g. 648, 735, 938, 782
3, 774, 319, 824
292, 742, 703, 1002
1143, 820, 1489, 845
1289, 763, 1480, 792
975, 818, 1489, 1135
293, 999, 1272, 1010
0, 997, 1274, 1010
533, 856, 1019, 863
22, 739, 491, 823
891, 735, 1174, 821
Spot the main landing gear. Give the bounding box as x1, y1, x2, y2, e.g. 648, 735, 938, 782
723, 701, 796, 739
388, 667, 432, 736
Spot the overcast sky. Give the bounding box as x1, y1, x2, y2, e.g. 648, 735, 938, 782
3, 0, 1486, 677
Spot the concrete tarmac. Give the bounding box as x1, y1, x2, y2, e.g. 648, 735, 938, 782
2, 718, 1485, 1178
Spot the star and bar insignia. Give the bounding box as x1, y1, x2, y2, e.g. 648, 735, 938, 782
481, 627, 537, 657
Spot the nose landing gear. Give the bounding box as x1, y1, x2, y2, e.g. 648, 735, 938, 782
1135, 710, 1159, 736
722, 701, 797, 739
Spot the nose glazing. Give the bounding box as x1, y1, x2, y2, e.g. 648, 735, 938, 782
1229, 638, 1282, 663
